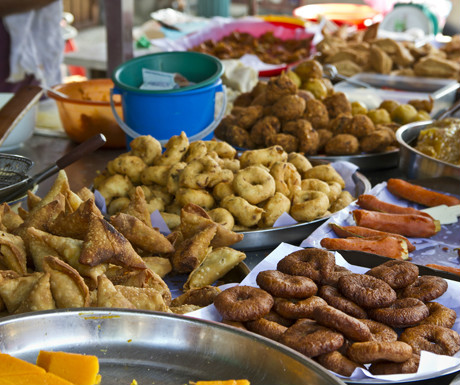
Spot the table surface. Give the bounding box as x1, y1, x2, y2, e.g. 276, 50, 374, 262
4, 133, 460, 385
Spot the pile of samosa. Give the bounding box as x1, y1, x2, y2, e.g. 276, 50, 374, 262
0, 171, 246, 316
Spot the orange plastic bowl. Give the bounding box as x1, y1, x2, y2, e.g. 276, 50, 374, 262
48, 78, 126, 148
293, 3, 382, 29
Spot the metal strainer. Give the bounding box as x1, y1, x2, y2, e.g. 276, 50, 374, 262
0, 154, 34, 189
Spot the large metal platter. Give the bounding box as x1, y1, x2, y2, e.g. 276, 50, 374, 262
308, 149, 399, 172
0, 309, 345, 385
233, 170, 371, 251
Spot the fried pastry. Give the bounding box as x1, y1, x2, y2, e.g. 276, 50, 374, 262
115, 285, 169, 312
0, 232, 27, 275
0, 203, 23, 232
14, 272, 56, 314
0, 272, 43, 313
96, 274, 136, 309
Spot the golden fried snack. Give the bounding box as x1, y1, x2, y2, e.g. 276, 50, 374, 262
0, 232, 27, 275
360, 129, 395, 153
239, 145, 288, 168
175, 187, 215, 210
259, 192, 291, 227
266, 133, 299, 153
290, 190, 329, 222
329, 190, 354, 213
107, 155, 146, 185
347, 114, 375, 138
323, 92, 352, 119
212, 181, 234, 202
301, 78, 329, 99
221, 195, 264, 228
156, 131, 189, 166
270, 161, 301, 199
303, 164, 345, 189
166, 162, 187, 194
0, 203, 24, 232
128, 135, 162, 165
13, 272, 55, 314
171, 285, 221, 307
250, 115, 281, 147
184, 246, 246, 291
303, 99, 329, 129
208, 207, 235, 230
317, 129, 334, 152
265, 73, 298, 104
300, 178, 330, 196
294, 59, 324, 81
142, 256, 172, 278
287, 152, 312, 176
271, 94, 306, 121
233, 166, 276, 205
325, 134, 360, 155
369, 46, 392, 74
96, 174, 133, 203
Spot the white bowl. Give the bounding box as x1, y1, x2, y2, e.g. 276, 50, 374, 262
0, 93, 37, 151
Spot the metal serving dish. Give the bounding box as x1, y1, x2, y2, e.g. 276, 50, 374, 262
0, 309, 345, 385
396, 120, 460, 180
234, 170, 371, 251
309, 149, 399, 172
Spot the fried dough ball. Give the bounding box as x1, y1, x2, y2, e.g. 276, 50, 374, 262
323, 92, 352, 119
303, 164, 345, 188
328, 114, 353, 136
97, 174, 133, 202
259, 192, 291, 227
347, 114, 375, 138
107, 155, 146, 185
294, 59, 324, 81
290, 190, 330, 222
390, 104, 418, 125
239, 145, 288, 169
351, 101, 368, 116
219, 125, 255, 149
233, 92, 253, 107
287, 152, 312, 176
409, 98, 433, 113
271, 94, 306, 121
303, 99, 329, 129
129, 135, 162, 165
286, 70, 302, 88
325, 134, 360, 155
317, 129, 334, 152
208, 207, 235, 230
250, 116, 281, 147
379, 100, 400, 115
297, 89, 315, 103
367, 108, 392, 125
302, 78, 329, 100
266, 133, 299, 153
360, 129, 395, 153
250, 81, 268, 100
282, 119, 319, 155
221, 195, 264, 227
232, 105, 264, 129
265, 73, 298, 104
212, 181, 234, 201
175, 187, 215, 210
233, 166, 276, 205
156, 131, 189, 166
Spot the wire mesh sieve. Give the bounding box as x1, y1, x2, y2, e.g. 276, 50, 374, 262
0, 154, 33, 189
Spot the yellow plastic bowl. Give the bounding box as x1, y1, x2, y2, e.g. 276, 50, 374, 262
48, 79, 126, 148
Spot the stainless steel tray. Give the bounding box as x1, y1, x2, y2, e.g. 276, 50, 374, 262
309, 149, 399, 172
0, 309, 345, 385
233, 170, 371, 251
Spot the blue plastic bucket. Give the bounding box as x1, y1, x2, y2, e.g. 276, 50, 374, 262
110, 52, 226, 146
111, 80, 226, 145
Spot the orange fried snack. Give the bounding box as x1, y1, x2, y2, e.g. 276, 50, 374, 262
426, 264, 460, 276
320, 236, 409, 260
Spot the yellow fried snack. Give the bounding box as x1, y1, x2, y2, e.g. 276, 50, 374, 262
0, 232, 27, 275
14, 272, 56, 314
79, 216, 147, 270
115, 285, 169, 312
129, 134, 163, 165
96, 274, 136, 309
184, 247, 246, 291
290, 190, 330, 222
156, 131, 189, 166
110, 212, 174, 254
259, 192, 291, 228
0, 203, 23, 232
43, 256, 90, 308
303, 164, 345, 189
143, 256, 172, 278
221, 195, 264, 228
0, 272, 43, 313
239, 145, 288, 169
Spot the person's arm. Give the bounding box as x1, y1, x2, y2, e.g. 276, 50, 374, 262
0, 0, 58, 17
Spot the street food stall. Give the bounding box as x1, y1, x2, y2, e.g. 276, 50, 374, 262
0, 1, 459, 384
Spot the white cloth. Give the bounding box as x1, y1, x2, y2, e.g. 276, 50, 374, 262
3, 0, 64, 88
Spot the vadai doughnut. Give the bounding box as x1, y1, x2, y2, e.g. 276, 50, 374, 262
401, 275, 448, 302
264, 310, 294, 327
221, 195, 264, 228
273, 296, 327, 319
213, 285, 274, 322
366, 260, 419, 290
303, 164, 345, 189
222, 319, 248, 331
287, 152, 312, 176
418, 302, 457, 328
318, 285, 367, 319
279, 319, 345, 357
290, 190, 330, 222
368, 298, 429, 328
358, 319, 398, 342
175, 187, 215, 210
347, 341, 413, 364
245, 317, 287, 341
369, 353, 420, 375
399, 325, 460, 356
277, 248, 335, 283
256, 270, 318, 299
321, 265, 353, 287
317, 351, 364, 377
259, 192, 291, 228
313, 305, 372, 342
300, 178, 330, 196
207, 208, 234, 230
232, 166, 276, 205
239, 145, 288, 169
338, 274, 397, 309
212, 181, 234, 202
270, 161, 301, 198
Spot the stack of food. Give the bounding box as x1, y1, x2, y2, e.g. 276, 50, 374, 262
214, 63, 432, 156
315, 23, 460, 79
0, 171, 246, 317
93, 132, 354, 232
213, 249, 459, 376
